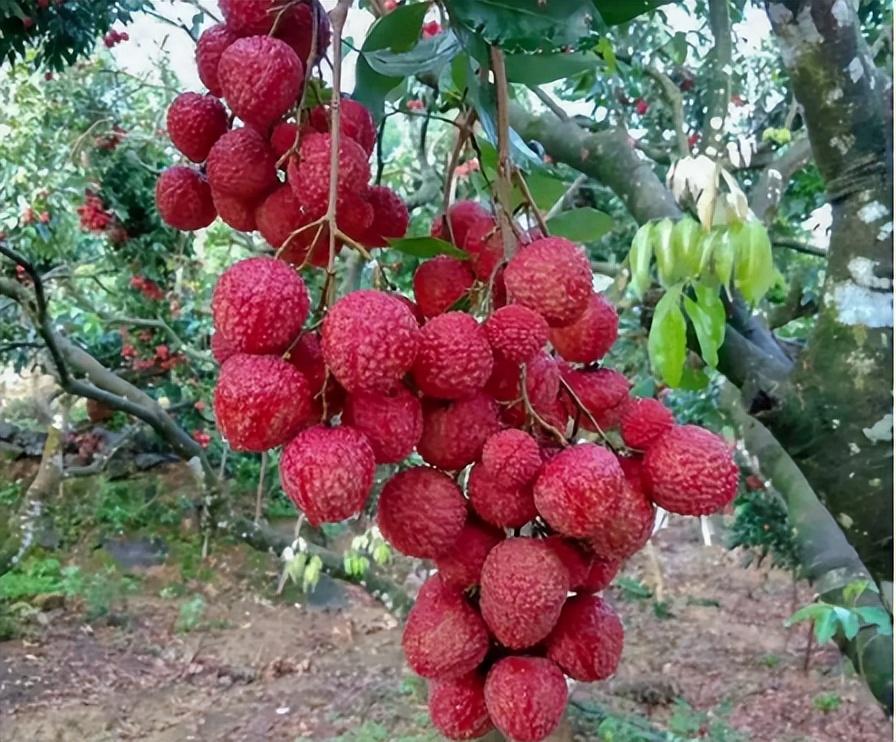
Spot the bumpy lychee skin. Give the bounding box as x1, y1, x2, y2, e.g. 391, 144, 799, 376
579, 555, 621, 593
549, 292, 619, 363
206, 127, 279, 200
321, 290, 419, 393
588, 480, 655, 560
619, 397, 675, 450
269, 121, 300, 160
211, 256, 310, 355
481, 429, 542, 489
155, 166, 216, 231
196, 24, 239, 97
274, 0, 330, 64
342, 386, 422, 464
546, 595, 623, 682
544, 536, 593, 591
504, 237, 592, 326
286, 332, 344, 422
211, 331, 236, 364
212, 190, 257, 232
479, 538, 569, 649
287, 132, 370, 215
431, 200, 492, 249
360, 185, 409, 247
166, 92, 229, 163
428, 672, 494, 741
279, 424, 375, 525
560, 367, 630, 431
309, 98, 377, 156
417, 393, 500, 471
214, 354, 312, 452
484, 304, 549, 364
413, 256, 475, 318
255, 184, 334, 267
617, 454, 646, 491
461, 218, 505, 281
222, 0, 278, 34
411, 312, 493, 400
484, 657, 568, 742
533, 443, 625, 538
468, 463, 537, 529
377, 467, 467, 558
435, 519, 505, 590
403, 576, 490, 680
643, 424, 739, 515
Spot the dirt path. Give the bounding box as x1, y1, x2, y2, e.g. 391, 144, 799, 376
1, 520, 890, 741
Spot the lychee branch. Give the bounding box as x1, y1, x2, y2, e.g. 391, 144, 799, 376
519, 365, 567, 446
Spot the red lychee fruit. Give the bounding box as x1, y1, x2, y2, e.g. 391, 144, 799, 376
617, 454, 646, 491
155, 166, 216, 231
412, 256, 474, 318
273, 0, 330, 64
549, 292, 619, 363
479, 538, 569, 649
219, 36, 303, 131
588, 479, 655, 560
309, 98, 377, 156
391, 293, 425, 324
403, 576, 490, 679
560, 367, 630, 431
359, 185, 409, 247
211, 256, 309, 355
435, 519, 505, 590
468, 463, 537, 529
488, 350, 559, 405
484, 304, 549, 364
431, 200, 492, 249
212, 190, 257, 232
286, 331, 344, 422
411, 312, 493, 400
533, 443, 625, 538
213, 354, 312, 452
269, 121, 300, 160
279, 424, 375, 524
484, 657, 568, 742
643, 424, 739, 515
255, 184, 312, 251
580, 555, 621, 593
377, 467, 467, 558
321, 290, 419, 393
342, 385, 422, 463
461, 218, 505, 281
480, 429, 542, 489
546, 594, 623, 681
544, 536, 592, 591
206, 127, 279, 200
286, 132, 370, 216
166, 92, 229, 163
221, 0, 278, 34
428, 672, 494, 741
504, 237, 592, 326
619, 397, 675, 450
196, 24, 239, 97
417, 393, 500, 471
211, 331, 236, 364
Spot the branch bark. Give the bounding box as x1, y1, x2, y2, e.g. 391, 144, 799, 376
700, 0, 733, 158
750, 136, 813, 224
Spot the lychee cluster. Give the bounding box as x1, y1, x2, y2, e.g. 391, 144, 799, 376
155, 0, 409, 264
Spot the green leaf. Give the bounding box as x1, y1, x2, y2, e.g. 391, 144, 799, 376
683, 284, 726, 368
842, 579, 872, 606
503, 52, 599, 85
628, 222, 654, 299
833, 607, 860, 640
678, 366, 710, 390
596, 37, 616, 74
547, 208, 613, 243
524, 171, 568, 210
786, 603, 830, 627
670, 217, 703, 281
669, 30, 688, 65
648, 284, 687, 387
814, 610, 839, 644
855, 607, 894, 635
445, 0, 599, 52
652, 218, 676, 287
388, 236, 469, 259
731, 220, 775, 304
709, 228, 736, 290
594, 0, 675, 25
364, 31, 461, 78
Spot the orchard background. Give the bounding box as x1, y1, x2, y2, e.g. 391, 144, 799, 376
0, 1, 892, 740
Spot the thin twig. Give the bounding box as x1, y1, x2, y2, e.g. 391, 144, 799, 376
530, 86, 569, 121
490, 46, 519, 259
545, 174, 587, 221
520, 365, 567, 445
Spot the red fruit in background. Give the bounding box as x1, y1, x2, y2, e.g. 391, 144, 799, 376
560, 367, 630, 431
413, 256, 474, 318
619, 397, 674, 450
533, 443, 625, 538
342, 386, 422, 463
269, 121, 300, 160
383, 0, 397, 10
580, 555, 621, 593
428, 672, 494, 741
155, 166, 216, 230
210, 331, 236, 364
461, 218, 505, 281
588, 480, 655, 560
504, 237, 592, 326
422, 20, 441, 38
544, 536, 592, 590
286, 332, 344, 422
643, 424, 739, 515
431, 200, 492, 249
321, 290, 419, 393
213, 354, 312, 452
481, 428, 542, 489
546, 595, 623, 681
403, 576, 490, 679
212, 190, 257, 232
212, 256, 310, 355
279, 425, 375, 525
746, 473, 765, 491
218, 36, 303, 130
479, 538, 569, 649
435, 519, 505, 590
206, 127, 278, 200
484, 304, 549, 364
309, 98, 377, 156
391, 293, 424, 325
287, 132, 370, 217
484, 657, 567, 742
274, 0, 331, 65
360, 185, 409, 247
549, 292, 618, 364
468, 463, 537, 529
411, 312, 493, 400
634, 97, 649, 115
196, 24, 240, 97
417, 393, 500, 471
377, 467, 467, 558
166, 92, 229, 163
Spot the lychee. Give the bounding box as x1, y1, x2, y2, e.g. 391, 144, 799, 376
461, 218, 505, 281
155, 166, 216, 231
431, 200, 492, 249
480, 429, 542, 489
417, 393, 500, 471
212, 190, 257, 232
196, 24, 239, 97
579, 555, 621, 593
286, 331, 344, 422
467, 463, 537, 529
619, 397, 674, 450
166, 92, 229, 163
286, 132, 370, 217
548, 292, 619, 363
206, 127, 279, 200
544, 536, 593, 590
588, 479, 655, 560
435, 519, 504, 590
309, 98, 377, 156
211, 331, 236, 364
484, 656, 568, 742
273, 0, 331, 64
560, 367, 630, 431
359, 185, 409, 247
484, 304, 549, 364
412, 256, 474, 318
546, 594, 623, 682
411, 312, 493, 400
428, 672, 494, 740
221, 0, 278, 34
342, 385, 422, 463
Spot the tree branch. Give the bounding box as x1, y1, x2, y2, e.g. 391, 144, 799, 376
700, 0, 733, 158
642, 63, 689, 156
750, 136, 813, 224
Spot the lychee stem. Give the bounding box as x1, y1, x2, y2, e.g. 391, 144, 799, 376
519, 365, 567, 446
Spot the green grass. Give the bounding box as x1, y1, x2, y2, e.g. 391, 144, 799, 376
812, 692, 842, 713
